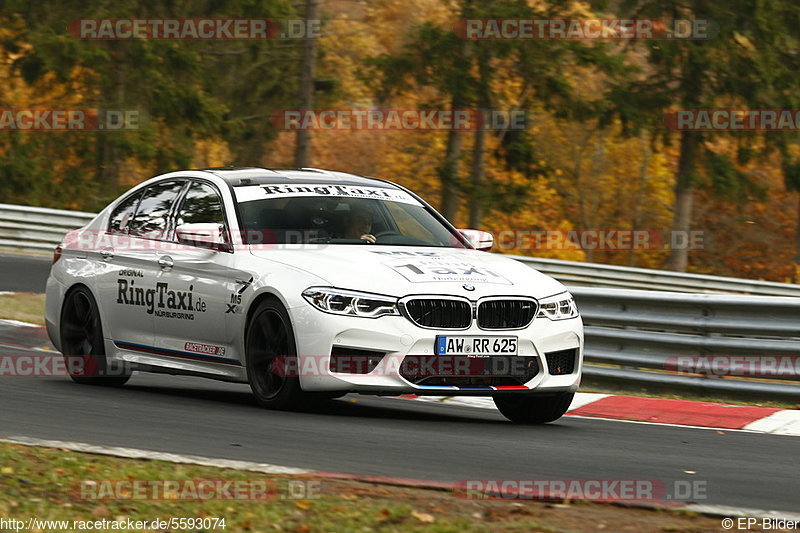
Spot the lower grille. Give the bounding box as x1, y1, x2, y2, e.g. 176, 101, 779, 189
545, 348, 577, 375
402, 298, 472, 329
330, 347, 386, 374
399, 355, 539, 386
477, 298, 537, 329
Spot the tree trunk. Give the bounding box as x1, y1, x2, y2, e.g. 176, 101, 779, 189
95, 50, 126, 200
629, 134, 652, 266
666, 130, 700, 271
294, 0, 319, 168
468, 43, 492, 228
467, 119, 486, 228
667, 46, 704, 272
435, 0, 482, 222
584, 130, 607, 264
795, 192, 800, 265
439, 123, 463, 221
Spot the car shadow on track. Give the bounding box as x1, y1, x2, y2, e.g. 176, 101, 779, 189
146, 388, 578, 432
119, 382, 509, 424
48, 376, 575, 427
40, 375, 577, 430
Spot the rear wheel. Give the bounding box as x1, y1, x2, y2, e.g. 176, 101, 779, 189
60, 286, 130, 386
246, 297, 307, 410
493, 392, 574, 424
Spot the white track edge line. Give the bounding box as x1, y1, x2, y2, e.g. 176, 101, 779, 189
741, 410, 800, 435
0, 318, 44, 328
0, 436, 311, 475
680, 504, 800, 521
565, 414, 800, 436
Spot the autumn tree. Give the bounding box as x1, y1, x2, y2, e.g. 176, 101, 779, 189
601, 0, 800, 271
373, 0, 627, 225
0, 0, 298, 207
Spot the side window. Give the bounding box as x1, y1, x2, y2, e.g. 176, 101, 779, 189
177, 182, 225, 226
128, 181, 185, 240
384, 201, 437, 242
108, 192, 142, 234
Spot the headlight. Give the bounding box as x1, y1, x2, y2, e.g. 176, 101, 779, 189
537, 292, 579, 321
302, 287, 400, 318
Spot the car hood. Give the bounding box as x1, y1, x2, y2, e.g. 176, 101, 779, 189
249, 245, 567, 299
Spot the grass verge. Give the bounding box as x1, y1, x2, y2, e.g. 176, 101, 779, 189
0, 292, 45, 326
0, 442, 759, 533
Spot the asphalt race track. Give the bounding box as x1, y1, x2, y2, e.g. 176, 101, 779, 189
0, 252, 52, 292
0, 254, 797, 514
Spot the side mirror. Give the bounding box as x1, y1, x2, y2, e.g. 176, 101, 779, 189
176, 223, 229, 251
458, 229, 494, 251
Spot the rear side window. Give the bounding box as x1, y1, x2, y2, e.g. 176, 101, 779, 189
128, 181, 185, 240
177, 182, 225, 226
108, 193, 142, 234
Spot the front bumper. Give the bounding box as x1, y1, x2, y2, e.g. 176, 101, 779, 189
289, 303, 583, 395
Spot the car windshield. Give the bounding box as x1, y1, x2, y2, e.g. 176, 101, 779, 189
235, 183, 466, 247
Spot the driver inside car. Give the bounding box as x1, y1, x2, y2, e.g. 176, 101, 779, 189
341, 205, 376, 243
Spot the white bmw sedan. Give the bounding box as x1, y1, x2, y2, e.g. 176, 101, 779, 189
45, 167, 583, 423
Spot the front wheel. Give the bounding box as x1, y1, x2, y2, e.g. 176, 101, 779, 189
245, 296, 308, 410
493, 392, 574, 424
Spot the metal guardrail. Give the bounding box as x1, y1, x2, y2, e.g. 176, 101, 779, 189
512, 255, 800, 297
1, 202, 799, 399
573, 287, 800, 399
0, 203, 94, 252
3, 202, 800, 297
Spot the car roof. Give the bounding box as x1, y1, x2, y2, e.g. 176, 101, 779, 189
198, 167, 399, 189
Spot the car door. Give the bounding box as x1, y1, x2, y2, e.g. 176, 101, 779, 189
96, 179, 186, 356
150, 179, 248, 372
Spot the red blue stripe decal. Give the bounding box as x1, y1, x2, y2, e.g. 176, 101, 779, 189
415, 385, 531, 391
114, 341, 242, 366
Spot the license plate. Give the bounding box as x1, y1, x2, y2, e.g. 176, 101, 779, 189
435, 336, 518, 356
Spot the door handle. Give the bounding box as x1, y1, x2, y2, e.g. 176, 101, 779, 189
158, 256, 174, 269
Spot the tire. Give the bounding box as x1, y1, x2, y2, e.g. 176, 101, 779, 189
60, 286, 131, 386
245, 296, 308, 410
493, 392, 574, 424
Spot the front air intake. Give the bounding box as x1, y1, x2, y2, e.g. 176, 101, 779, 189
545, 348, 578, 375
330, 347, 386, 374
